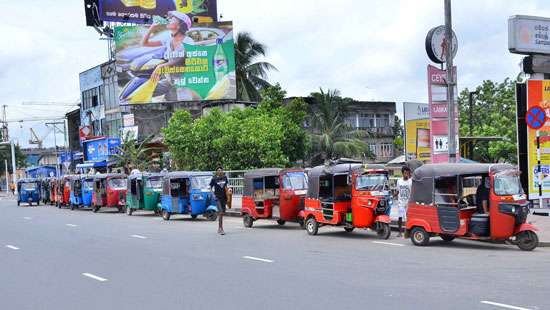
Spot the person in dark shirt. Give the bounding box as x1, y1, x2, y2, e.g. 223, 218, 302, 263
210, 166, 229, 235
476, 177, 490, 214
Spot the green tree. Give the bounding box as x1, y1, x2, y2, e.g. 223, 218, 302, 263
0, 144, 26, 176
307, 88, 371, 164
112, 132, 155, 174
393, 115, 404, 155
235, 32, 277, 102
458, 78, 517, 163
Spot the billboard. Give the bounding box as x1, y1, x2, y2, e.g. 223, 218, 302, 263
403, 103, 430, 161
84, 137, 121, 162
508, 15, 550, 55
114, 20, 236, 104
427, 65, 459, 163
100, 0, 217, 24
526, 80, 550, 199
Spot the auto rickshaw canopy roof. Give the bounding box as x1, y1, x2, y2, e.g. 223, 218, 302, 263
92, 173, 127, 180
412, 163, 516, 181
243, 168, 283, 180
128, 172, 164, 181
18, 178, 39, 184
163, 171, 212, 180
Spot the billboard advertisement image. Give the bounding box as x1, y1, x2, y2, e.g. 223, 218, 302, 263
100, 0, 217, 24
114, 19, 235, 104
403, 102, 430, 161
526, 80, 550, 199
84, 137, 121, 162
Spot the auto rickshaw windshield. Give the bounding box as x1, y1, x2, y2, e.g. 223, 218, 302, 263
108, 178, 127, 190
356, 174, 388, 191
21, 183, 37, 191
283, 172, 308, 190
494, 174, 522, 196
191, 176, 211, 191
146, 177, 163, 189
83, 180, 94, 190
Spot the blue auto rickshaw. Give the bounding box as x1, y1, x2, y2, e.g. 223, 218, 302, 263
81, 176, 94, 209
17, 179, 41, 206
69, 175, 84, 210
160, 171, 218, 221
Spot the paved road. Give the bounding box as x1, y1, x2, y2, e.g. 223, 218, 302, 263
1, 199, 549, 310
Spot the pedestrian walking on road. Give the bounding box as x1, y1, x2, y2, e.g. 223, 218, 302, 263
396, 166, 412, 237
9, 182, 15, 195
210, 166, 230, 235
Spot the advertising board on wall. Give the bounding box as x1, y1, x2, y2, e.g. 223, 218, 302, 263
114, 20, 236, 104
526, 80, 550, 199
84, 137, 121, 162
79, 65, 102, 92
100, 0, 217, 24
427, 65, 459, 163
403, 102, 430, 161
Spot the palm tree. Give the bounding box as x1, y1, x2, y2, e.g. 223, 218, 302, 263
112, 132, 155, 174
235, 32, 277, 102
308, 88, 372, 164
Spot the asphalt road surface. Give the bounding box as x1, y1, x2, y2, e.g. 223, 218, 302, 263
1, 199, 549, 310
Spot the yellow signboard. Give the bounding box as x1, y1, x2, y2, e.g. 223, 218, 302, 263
527, 80, 550, 199
403, 103, 430, 161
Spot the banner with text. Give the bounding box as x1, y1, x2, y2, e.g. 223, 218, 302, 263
526, 80, 550, 199
114, 21, 235, 104
100, 0, 217, 24
427, 65, 459, 163
403, 102, 430, 161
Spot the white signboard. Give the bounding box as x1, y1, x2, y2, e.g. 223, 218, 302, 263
123, 114, 135, 127
79, 65, 102, 92
509, 15, 550, 55
433, 135, 449, 154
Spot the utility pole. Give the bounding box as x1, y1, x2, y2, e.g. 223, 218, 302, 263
4, 160, 8, 192
444, 0, 456, 163
468, 91, 477, 160
10, 140, 17, 194
46, 122, 65, 177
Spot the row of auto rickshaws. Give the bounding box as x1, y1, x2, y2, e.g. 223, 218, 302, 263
18, 160, 540, 251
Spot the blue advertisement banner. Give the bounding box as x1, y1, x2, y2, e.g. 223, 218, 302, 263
84, 137, 121, 162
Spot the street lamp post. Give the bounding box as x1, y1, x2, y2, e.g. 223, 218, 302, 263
444, 0, 456, 163
1, 140, 18, 194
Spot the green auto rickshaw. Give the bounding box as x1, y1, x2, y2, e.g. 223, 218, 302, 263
126, 172, 163, 216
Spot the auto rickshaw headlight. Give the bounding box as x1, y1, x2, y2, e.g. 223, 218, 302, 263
511, 207, 516, 213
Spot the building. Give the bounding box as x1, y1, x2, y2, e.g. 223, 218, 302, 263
295, 97, 397, 163
344, 101, 397, 163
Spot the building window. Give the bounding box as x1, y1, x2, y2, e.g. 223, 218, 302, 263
359, 113, 375, 129
345, 114, 357, 129
376, 114, 390, 128
379, 143, 393, 158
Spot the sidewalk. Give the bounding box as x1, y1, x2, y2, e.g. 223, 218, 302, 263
226, 196, 550, 247
527, 214, 550, 247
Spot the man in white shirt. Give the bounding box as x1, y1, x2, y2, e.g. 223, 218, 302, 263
396, 166, 412, 237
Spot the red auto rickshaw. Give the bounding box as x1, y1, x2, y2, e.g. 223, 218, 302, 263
241, 168, 308, 228
303, 162, 392, 239
92, 174, 127, 213
406, 164, 539, 251
56, 176, 71, 208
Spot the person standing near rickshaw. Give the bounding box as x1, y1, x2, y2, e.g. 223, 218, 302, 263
210, 166, 230, 235
396, 166, 412, 237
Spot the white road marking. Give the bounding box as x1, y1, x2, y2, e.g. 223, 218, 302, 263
6, 245, 19, 250
23, 217, 32, 220
66, 224, 78, 227
131, 235, 147, 239
372, 241, 404, 247
242, 256, 274, 263
481, 301, 532, 310
82, 273, 108, 282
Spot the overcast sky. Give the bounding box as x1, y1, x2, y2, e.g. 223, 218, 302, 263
1, 0, 550, 148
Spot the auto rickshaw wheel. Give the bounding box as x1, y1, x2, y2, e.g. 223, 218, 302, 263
297, 218, 305, 229
344, 227, 354, 233
305, 217, 319, 236
191, 214, 198, 220
127, 207, 133, 216
440, 234, 455, 242
92, 206, 99, 213
17, 200, 20, 206
277, 219, 286, 226
377, 223, 391, 240
70, 204, 75, 211
411, 227, 430, 246
162, 210, 171, 221
243, 214, 253, 228
205, 210, 217, 221
37, 201, 40, 206
516, 231, 539, 251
